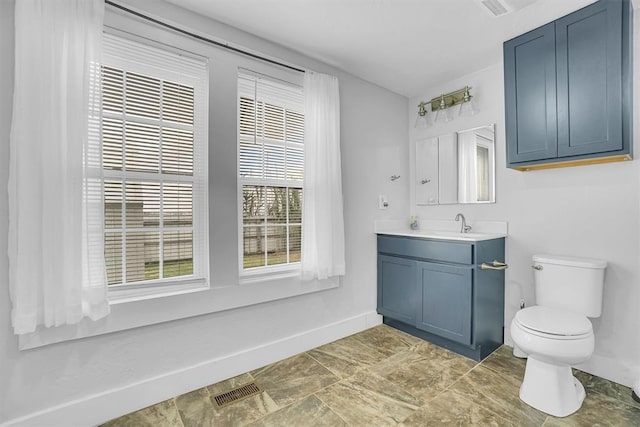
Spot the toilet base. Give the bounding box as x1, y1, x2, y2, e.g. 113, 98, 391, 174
519, 356, 586, 417
512, 344, 527, 358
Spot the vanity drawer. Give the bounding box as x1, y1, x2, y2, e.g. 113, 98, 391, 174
377, 235, 472, 265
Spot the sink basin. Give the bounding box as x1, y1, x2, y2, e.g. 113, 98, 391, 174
377, 229, 506, 242
428, 231, 495, 239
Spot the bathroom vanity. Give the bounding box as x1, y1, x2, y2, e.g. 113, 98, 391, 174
377, 231, 506, 361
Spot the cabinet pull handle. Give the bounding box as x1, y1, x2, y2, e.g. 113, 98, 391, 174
421, 178, 431, 184
480, 260, 508, 270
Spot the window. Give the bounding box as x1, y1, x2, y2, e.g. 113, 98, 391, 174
101, 33, 209, 299
238, 71, 304, 273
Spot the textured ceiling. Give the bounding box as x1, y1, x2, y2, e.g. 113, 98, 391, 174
167, 0, 596, 97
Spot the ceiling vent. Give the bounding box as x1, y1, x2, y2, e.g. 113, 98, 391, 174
476, 0, 538, 17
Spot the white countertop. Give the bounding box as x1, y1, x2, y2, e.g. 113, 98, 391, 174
376, 229, 506, 242
374, 219, 508, 242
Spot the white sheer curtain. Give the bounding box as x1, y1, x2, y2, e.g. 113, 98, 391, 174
8, 0, 109, 335
301, 72, 345, 281
457, 130, 478, 204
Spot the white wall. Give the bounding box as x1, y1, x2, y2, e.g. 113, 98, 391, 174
0, 0, 15, 422
0, 0, 408, 424
408, 16, 640, 387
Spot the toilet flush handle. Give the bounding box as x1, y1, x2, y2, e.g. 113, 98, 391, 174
532, 264, 543, 270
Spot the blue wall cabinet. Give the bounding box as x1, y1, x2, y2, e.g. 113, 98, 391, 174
377, 234, 505, 361
504, 0, 632, 171
504, 23, 558, 165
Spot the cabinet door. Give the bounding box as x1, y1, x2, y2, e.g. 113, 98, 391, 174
415, 138, 439, 205
416, 261, 472, 345
556, 0, 622, 157
377, 255, 416, 324
504, 23, 558, 165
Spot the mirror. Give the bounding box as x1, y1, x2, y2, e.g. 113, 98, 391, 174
457, 124, 495, 203
415, 124, 495, 205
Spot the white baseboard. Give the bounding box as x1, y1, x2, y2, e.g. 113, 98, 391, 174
3, 311, 383, 427
576, 353, 638, 388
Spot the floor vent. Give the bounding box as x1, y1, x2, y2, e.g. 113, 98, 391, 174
211, 382, 263, 409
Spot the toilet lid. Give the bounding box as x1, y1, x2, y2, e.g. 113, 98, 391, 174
515, 306, 592, 336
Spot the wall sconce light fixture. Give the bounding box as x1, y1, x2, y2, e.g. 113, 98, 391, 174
458, 86, 476, 117
414, 101, 430, 128
434, 94, 449, 124
414, 86, 477, 128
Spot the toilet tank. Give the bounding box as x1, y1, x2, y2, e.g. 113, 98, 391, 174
532, 254, 607, 318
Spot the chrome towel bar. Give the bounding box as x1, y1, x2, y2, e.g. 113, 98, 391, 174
480, 260, 508, 270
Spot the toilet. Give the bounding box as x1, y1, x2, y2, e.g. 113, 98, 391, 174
510, 254, 607, 417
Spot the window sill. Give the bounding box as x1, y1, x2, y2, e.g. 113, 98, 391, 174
239, 264, 301, 285
108, 277, 209, 304
18, 274, 340, 350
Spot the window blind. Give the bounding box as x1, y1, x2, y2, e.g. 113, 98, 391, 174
102, 33, 208, 288
238, 71, 304, 270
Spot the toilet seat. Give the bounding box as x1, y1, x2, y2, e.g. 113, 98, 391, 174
515, 306, 592, 340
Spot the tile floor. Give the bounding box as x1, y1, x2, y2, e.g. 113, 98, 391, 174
103, 325, 640, 426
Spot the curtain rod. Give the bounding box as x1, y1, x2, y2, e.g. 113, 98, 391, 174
104, 0, 305, 74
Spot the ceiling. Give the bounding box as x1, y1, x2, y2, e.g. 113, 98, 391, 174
167, 0, 596, 97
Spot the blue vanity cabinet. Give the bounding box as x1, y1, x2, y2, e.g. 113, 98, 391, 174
377, 255, 416, 324
416, 261, 472, 345
377, 234, 505, 361
504, 0, 632, 171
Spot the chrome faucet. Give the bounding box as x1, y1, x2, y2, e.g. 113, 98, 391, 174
455, 213, 472, 233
